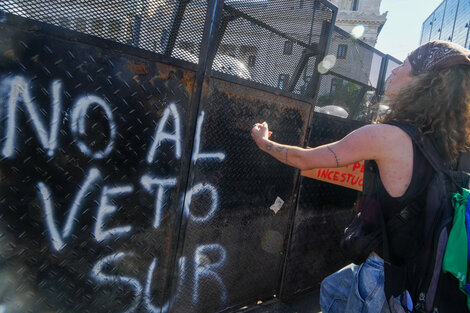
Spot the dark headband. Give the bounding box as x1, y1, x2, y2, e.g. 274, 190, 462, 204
407, 40, 470, 75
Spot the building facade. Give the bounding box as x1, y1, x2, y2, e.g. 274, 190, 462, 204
420, 0, 470, 48
330, 0, 387, 47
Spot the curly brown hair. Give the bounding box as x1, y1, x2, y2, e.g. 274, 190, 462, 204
381, 64, 470, 165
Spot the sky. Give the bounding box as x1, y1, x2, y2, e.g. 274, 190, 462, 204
375, 0, 444, 61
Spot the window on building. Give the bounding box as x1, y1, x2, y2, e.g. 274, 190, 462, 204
337, 44, 348, 59
160, 28, 169, 48
330, 78, 343, 94
278, 74, 290, 89
283, 41, 293, 55
240, 45, 258, 67
126, 18, 134, 45
352, 0, 359, 11
248, 55, 256, 67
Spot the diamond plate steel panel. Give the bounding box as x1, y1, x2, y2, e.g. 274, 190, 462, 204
0, 21, 195, 313
171, 77, 312, 312
281, 113, 366, 298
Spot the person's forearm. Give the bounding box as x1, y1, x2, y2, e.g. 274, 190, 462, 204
259, 139, 307, 169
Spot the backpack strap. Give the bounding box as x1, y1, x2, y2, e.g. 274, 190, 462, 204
458, 150, 470, 172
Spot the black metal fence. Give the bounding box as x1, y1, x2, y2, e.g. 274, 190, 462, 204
0, 1, 400, 312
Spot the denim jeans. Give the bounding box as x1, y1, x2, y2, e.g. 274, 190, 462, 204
320, 253, 387, 313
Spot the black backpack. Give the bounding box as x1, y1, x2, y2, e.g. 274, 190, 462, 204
385, 123, 470, 313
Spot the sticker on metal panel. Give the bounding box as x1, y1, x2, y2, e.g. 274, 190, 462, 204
269, 196, 284, 214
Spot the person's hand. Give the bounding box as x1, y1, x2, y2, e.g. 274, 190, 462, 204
251, 122, 272, 149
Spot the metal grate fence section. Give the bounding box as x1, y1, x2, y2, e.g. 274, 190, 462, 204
314, 26, 400, 121
0, 1, 403, 313
0, 0, 208, 61
209, 0, 334, 94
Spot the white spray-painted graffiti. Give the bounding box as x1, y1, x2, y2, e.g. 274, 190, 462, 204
140, 175, 177, 229
0, 75, 228, 312
71, 94, 117, 159
94, 185, 134, 242
2, 76, 62, 158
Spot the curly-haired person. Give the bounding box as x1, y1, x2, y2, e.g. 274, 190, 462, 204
251, 40, 470, 313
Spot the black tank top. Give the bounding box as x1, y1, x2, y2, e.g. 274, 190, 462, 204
362, 141, 434, 264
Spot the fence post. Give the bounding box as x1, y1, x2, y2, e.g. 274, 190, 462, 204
165, 0, 225, 310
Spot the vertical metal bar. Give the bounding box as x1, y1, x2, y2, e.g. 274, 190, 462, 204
213, 9, 239, 57
439, 0, 448, 40
429, 12, 434, 42
375, 54, 389, 100
132, 16, 142, 47
279, 0, 338, 300
349, 86, 368, 119
368, 54, 389, 121
166, 0, 225, 310
302, 4, 318, 85
286, 46, 319, 92
305, 20, 330, 99
451, 0, 461, 41
164, 0, 191, 56
466, 18, 470, 48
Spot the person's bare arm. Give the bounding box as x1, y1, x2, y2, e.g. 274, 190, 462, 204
251, 122, 390, 170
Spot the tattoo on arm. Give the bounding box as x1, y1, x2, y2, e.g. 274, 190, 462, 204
266, 143, 273, 151
327, 146, 340, 167
275, 146, 285, 152
285, 148, 288, 163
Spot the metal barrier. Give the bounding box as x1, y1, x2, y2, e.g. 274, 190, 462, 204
0, 1, 400, 312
